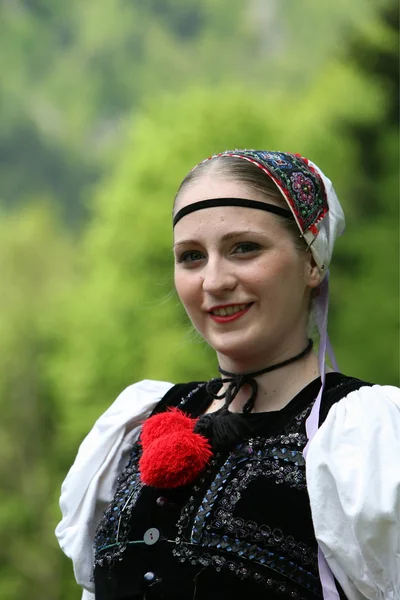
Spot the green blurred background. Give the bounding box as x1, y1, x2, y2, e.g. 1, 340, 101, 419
0, 1, 398, 598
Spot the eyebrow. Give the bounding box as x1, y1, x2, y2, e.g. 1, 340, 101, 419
173, 230, 267, 247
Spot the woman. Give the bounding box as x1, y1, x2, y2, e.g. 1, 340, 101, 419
56, 150, 400, 600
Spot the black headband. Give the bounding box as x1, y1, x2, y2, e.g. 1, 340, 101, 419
173, 198, 293, 227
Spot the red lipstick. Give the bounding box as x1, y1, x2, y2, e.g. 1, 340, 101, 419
208, 303, 252, 324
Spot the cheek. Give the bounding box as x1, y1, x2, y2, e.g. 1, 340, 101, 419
247, 252, 291, 283
174, 269, 185, 302
174, 270, 200, 310
251, 253, 306, 298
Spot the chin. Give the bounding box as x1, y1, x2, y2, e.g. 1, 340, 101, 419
207, 333, 259, 362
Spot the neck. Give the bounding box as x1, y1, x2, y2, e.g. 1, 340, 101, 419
215, 343, 321, 413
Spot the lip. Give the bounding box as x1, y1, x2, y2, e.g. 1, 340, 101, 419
208, 302, 252, 312
208, 303, 253, 324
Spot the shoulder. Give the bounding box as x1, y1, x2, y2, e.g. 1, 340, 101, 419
59, 378, 175, 498
308, 381, 400, 485
75, 379, 176, 448
319, 379, 399, 432
104, 379, 175, 415
149, 380, 207, 415
104, 379, 174, 422
309, 382, 400, 473
319, 373, 374, 425
307, 383, 400, 598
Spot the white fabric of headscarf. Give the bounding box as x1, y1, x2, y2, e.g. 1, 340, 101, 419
302, 160, 346, 272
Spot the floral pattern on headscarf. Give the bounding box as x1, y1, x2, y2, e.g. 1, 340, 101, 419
206, 150, 329, 235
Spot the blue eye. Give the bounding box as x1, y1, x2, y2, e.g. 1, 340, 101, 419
178, 251, 205, 263
234, 243, 260, 254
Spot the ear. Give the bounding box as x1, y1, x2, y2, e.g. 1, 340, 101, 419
305, 253, 323, 289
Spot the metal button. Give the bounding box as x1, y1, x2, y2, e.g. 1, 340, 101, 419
156, 496, 168, 507
143, 527, 160, 545
144, 571, 156, 582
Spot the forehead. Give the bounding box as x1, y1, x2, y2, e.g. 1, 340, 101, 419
174, 174, 290, 242
173, 177, 287, 241
174, 175, 270, 212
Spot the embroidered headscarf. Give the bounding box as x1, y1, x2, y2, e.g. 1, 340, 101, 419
183, 149, 345, 272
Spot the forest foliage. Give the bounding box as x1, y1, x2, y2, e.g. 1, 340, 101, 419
0, 1, 398, 598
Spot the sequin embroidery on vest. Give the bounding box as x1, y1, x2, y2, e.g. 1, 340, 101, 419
94, 398, 320, 596
172, 405, 320, 595
94, 444, 143, 567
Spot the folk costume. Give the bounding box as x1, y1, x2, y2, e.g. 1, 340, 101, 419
56, 152, 400, 600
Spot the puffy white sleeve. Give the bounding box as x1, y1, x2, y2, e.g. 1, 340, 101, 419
55, 379, 174, 594
306, 384, 400, 600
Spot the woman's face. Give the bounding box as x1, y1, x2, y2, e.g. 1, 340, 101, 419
173, 176, 320, 368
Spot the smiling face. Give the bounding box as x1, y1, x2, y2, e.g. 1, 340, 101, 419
173, 175, 321, 370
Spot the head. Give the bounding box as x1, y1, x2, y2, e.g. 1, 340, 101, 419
172, 150, 345, 369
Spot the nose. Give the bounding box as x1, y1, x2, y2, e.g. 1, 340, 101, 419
202, 256, 237, 295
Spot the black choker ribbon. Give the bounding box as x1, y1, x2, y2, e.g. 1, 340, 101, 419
205, 339, 314, 415
173, 197, 293, 227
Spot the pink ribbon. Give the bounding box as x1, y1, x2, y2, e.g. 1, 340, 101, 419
304, 273, 341, 600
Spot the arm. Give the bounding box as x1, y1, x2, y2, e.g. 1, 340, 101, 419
306, 385, 400, 600
55, 379, 174, 593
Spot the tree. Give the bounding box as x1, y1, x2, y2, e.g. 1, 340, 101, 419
52, 57, 396, 447
0, 0, 393, 226
0, 204, 77, 599
0, 2, 397, 598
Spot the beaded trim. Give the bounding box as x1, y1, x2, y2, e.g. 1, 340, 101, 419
94, 444, 143, 566
173, 545, 317, 599
172, 428, 319, 595
177, 382, 208, 409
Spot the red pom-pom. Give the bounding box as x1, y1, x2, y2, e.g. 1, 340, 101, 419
140, 408, 195, 448
139, 429, 212, 488
139, 408, 213, 488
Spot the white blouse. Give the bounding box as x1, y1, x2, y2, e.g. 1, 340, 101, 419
306, 384, 400, 599
55, 380, 400, 600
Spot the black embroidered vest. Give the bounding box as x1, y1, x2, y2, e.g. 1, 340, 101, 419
93, 373, 370, 600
